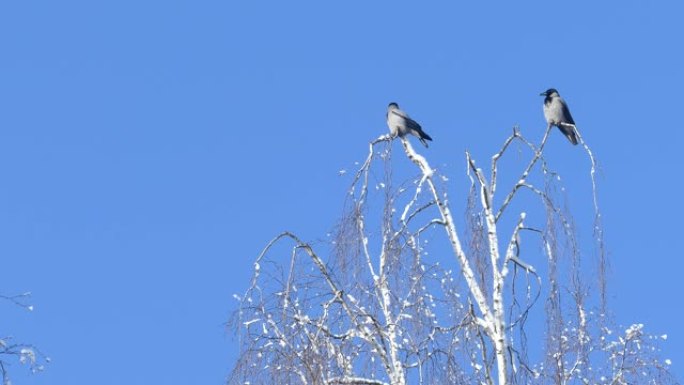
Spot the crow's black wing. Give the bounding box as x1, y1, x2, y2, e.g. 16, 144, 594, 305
560, 98, 575, 125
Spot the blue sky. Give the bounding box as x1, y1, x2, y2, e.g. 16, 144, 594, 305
1, 1, 682, 384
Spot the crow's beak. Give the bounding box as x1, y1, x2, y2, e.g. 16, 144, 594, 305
539, 91, 547, 96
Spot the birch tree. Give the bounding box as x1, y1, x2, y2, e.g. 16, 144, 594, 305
229, 125, 676, 385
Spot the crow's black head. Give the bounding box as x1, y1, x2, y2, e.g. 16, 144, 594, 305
540, 88, 559, 97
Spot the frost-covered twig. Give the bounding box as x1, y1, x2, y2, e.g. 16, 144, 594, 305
0, 292, 34, 312
349, 135, 392, 199
571, 124, 608, 314
0, 293, 48, 384
562, 123, 599, 215
495, 125, 553, 222
490, 126, 520, 196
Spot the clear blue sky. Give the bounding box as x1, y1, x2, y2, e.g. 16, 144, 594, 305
1, 1, 682, 384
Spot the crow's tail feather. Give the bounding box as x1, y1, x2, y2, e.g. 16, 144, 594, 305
418, 130, 432, 147
559, 124, 579, 145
